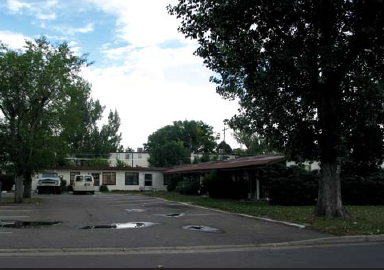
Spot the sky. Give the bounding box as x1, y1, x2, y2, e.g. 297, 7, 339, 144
0, 0, 241, 151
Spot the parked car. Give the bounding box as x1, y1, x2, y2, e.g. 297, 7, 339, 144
73, 175, 95, 195
36, 172, 63, 194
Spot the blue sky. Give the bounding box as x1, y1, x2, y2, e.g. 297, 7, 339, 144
0, 0, 241, 150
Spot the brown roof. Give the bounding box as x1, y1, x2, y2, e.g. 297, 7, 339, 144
52, 166, 169, 172
165, 154, 285, 174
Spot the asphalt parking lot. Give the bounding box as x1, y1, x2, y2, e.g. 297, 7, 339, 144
0, 193, 330, 249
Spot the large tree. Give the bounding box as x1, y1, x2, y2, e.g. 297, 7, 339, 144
145, 120, 217, 166
0, 38, 93, 202
169, 1, 384, 217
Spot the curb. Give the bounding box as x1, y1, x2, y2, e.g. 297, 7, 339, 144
159, 198, 307, 229
0, 236, 384, 256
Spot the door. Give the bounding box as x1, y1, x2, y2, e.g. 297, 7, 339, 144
144, 174, 153, 191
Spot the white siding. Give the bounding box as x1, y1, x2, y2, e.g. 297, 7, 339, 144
32, 169, 166, 192
109, 152, 150, 167
286, 161, 321, 171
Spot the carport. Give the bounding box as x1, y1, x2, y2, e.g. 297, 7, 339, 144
165, 154, 285, 200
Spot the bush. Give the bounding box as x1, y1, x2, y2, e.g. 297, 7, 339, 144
99, 185, 109, 192
203, 171, 249, 199
0, 175, 15, 192
166, 175, 184, 192
267, 165, 319, 206
176, 178, 201, 195
60, 180, 67, 193
341, 175, 384, 205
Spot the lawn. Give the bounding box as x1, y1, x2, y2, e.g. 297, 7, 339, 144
108, 190, 384, 236
0, 196, 43, 205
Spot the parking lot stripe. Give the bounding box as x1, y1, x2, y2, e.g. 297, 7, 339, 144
0, 210, 33, 212
0, 216, 30, 218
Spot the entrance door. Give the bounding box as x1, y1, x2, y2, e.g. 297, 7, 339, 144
91, 173, 100, 187
144, 174, 153, 191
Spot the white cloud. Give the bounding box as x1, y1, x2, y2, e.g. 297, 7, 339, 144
36, 12, 56, 20
53, 23, 94, 36
81, 0, 241, 149
0, 30, 31, 50
82, 64, 240, 149
86, 0, 190, 48
7, 0, 57, 21
7, 0, 31, 12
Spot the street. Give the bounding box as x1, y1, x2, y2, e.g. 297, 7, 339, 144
0, 193, 383, 268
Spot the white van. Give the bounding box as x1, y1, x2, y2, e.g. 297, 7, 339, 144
72, 175, 95, 195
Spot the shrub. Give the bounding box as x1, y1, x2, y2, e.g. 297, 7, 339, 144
341, 175, 384, 205
0, 175, 15, 192
166, 175, 184, 192
203, 171, 249, 199
99, 185, 109, 192
267, 165, 319, 206
59, 180, 67, 193
176, 178, 201, 195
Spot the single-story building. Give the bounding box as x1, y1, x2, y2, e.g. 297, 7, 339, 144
32, 166, 168, 192
165, 154, 286, 200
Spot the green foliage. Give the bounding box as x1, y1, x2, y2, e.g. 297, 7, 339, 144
169, 0, 384, 217
145, 120, 217, 167
203, 171, 248, 199
59, 179, 67, 193
115, 159, 131, 168
341, 174, 384, 205
99, 185, 109, 192
232, 130, 276, 156
216, 141, 232, 154
0, 37, 102, 200
169, 1, 384, 164
147, 141, 191, 167
267, 165, 319, 206
166, 174, 184, 192
86, 158, 110, 167
0, 175, 15, 191
176, 179, 201, 195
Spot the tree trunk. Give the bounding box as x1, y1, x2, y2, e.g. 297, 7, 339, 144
23, 171, 32, 199
315, 162, 348, 217
14, 174, 24, 204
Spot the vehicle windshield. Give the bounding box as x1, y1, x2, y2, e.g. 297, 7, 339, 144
41, 173, 59, 178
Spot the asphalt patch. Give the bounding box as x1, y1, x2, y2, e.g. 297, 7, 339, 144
0, 221, 61, 228
182, 225, 224, 233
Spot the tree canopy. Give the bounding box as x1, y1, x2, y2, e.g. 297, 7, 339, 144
169, 0, 384, 217
0, 37, 124, 201
145, 120, 217, 166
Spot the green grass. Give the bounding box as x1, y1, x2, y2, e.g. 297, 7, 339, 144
0, 197, 43, 205
106, 190, 384, 236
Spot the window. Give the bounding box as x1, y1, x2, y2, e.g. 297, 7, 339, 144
103, 172, 116, 185
125, 172, 139, 185
70, 172, 80, 185
163, 175, 170, 186
91, 173, 100, 186
85, 176, 93, 182
75, 175, 83, 182
144, 174, 152, 186
125, 153, 130, 160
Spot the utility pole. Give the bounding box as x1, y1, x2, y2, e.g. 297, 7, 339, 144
223, 119, 229, 142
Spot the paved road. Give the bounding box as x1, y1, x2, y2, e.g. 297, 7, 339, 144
0, 193, 329, 249
0, 242, 384, 268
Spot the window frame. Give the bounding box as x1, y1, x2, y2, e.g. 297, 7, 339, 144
125, 172, 139, 185
102, 172, 116, 185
